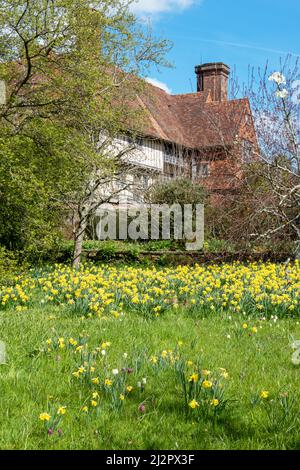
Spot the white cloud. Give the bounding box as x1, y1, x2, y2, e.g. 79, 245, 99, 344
145, 77, 172, 93
131, 0, 196, 15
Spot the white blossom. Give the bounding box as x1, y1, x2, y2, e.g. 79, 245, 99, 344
276, 89, 289, 99
269, 72, 286, 85
101, 349, 106, 356
112, 368, 119, 375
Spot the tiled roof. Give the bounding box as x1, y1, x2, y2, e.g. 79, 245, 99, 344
137, 81, 252, 150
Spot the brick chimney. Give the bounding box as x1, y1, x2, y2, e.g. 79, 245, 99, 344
195, 62, 230, 102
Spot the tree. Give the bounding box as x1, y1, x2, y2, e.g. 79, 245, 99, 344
0, 0, 171, 264
242, 58, 300, 256
0, 131, 65, 255
146, 177, 206, 248
206, 58, 300, 256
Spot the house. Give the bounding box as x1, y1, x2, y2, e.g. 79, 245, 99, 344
111, 62, 258, 204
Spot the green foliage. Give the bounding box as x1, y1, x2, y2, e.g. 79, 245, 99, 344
0, 246, 21, 284
0, 134, 66, 256
146, 177, 206, 206
203, 238, 237, 253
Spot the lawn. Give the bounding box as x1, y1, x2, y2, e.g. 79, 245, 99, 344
1, 262, 300, 450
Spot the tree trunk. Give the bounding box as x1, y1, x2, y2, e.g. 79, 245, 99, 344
73, 215, 87, 268
295, 239, 300, 260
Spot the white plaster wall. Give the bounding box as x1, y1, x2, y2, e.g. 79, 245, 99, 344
113, 135, 164, 172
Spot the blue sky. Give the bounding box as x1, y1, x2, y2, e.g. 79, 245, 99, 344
132, 0, 300, 95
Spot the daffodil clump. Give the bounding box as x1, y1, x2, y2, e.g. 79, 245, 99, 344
38, 333, 233, 429
175, 362, 231, 420
1, 261, 299, 318
39, 400, 67, 436
39, 335, 145, 421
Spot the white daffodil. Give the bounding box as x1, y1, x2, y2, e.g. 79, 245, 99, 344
269, 72, 286, 85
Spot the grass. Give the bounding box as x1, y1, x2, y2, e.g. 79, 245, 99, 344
1, 302, 300, 450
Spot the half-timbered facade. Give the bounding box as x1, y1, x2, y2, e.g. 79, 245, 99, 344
105, 62, 258, 203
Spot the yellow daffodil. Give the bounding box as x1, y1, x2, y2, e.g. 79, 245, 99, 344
202, 380, 213, 389
39, 412, 51, 421
189, 399, 199, 409
211, 399, 219, 407
57, 406, 67, 415
188, 373, 199, 383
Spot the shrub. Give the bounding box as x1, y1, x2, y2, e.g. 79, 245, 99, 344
0, 246, 21, 285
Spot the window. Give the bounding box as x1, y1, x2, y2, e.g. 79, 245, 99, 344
192, 162, 210, 178
141, 175, 149, 189
134, 174, 149, 190
164, 154, 177, 165
164, 143, 179, 164
115, 180, 125, 190
135, 136, 143, 147
124, 134, 134, 144
242, 140, 253, 163
197, 162, 210, 178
